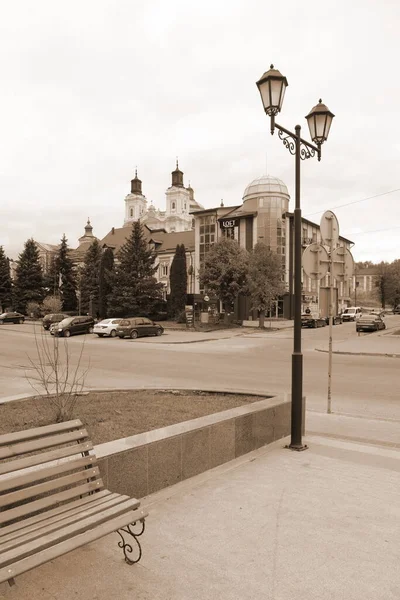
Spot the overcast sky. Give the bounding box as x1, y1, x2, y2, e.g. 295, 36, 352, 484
1, 0, 399, 263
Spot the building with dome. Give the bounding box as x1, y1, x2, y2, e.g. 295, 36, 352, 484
193, 174, 353, 320
123, 162, 203, 232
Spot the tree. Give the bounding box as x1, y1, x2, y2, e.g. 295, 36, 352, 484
14, 239, 44, 313
98, 247, 115, 318
386, 259, 400, 308
0, 246, 12, 312
374, 261, 391, 308
55, 234, 77, 311
198, 237, 248, 312
80, 240, 103, 315
169, 244, 187, 319
107, 221, 163, 317
247, 243, 285, 328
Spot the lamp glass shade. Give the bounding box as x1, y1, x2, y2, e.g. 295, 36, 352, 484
256, 65, 288, 116
306, 100, 334, 144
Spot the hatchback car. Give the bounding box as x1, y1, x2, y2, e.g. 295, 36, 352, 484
93, 318, 122, 338
116, 317, 164, 339
324, 315, 343, 325
42, 313, 68, 330
51, 316, 95, 337
0, 312, 25, 324
356, 314, 386, 333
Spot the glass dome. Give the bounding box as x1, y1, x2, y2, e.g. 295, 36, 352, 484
243, 175, 289, 201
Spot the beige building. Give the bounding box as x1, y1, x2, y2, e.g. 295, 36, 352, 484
192, 175, 354, 319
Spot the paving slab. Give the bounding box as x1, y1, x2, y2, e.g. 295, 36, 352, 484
2, 412, 399, 600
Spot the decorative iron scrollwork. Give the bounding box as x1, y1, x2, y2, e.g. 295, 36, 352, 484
277, 127, 318, 161
117, 520, 146, 565
278, 129, 296, 155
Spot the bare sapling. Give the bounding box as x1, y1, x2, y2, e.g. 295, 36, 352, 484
26, 326, 90, 422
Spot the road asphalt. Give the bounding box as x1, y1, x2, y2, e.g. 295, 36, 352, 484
0, 322, 399, 599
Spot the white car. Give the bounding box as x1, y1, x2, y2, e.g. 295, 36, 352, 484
93, 318, 122, 338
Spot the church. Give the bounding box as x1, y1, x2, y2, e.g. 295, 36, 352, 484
122, 161, 203, 232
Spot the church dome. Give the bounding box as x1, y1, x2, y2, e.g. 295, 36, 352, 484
243, 175, 289, 201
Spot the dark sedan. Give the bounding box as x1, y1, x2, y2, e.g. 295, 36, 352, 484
356, 314, 386, 333
0, 312, 25, 324
324, 315, 343, 325
301, 313, 326, 328
116, 317, 164, 339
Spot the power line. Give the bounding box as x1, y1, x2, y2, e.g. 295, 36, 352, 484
305, 188, 400, 217
348, 225, 400, 236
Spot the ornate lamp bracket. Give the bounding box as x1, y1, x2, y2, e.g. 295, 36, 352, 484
274, 122, 321, 161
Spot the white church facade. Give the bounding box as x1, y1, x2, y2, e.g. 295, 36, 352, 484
123, 161, 203, 232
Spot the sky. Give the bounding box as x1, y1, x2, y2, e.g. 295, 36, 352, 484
1, 0, 399, 264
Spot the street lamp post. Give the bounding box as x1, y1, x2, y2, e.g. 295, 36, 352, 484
256, 65, 334, 450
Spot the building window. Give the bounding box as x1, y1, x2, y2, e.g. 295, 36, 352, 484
199, 214, 217, 268
130, 208, 133, 217
172, 202, 176, 210
160, 263, 168, 277
184, 203, 187, 210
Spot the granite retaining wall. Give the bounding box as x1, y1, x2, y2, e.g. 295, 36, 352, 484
96, 395, 291, 499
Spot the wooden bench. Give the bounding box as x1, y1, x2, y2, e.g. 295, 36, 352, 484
0, 419, 148, 586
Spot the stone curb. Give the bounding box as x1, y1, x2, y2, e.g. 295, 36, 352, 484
316, 348, 400, 358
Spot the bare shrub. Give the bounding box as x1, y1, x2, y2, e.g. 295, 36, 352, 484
42, 295, 63, 314
25, 327, 90, 422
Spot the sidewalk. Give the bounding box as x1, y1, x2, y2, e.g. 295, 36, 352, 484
2, 410, 399, 600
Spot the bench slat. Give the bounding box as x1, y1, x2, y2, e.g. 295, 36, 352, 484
0, 499, 143, 568
0, 467, 101, 510
0, 429, 90, 460
0, 454, 97, 493
0, 507, 148, 585
0, 490, 115, 541
0, 441, 93, 476
0, 480, 103, 525
0, 494, 140, 554
0, 420, 83, 447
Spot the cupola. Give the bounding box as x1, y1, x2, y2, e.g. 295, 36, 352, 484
131, 169, 142, 195
171, 159, 184, 187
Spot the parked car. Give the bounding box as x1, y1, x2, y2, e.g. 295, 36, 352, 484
51, 316, 95, 337
341, 306, 362, 322
116, 317, 164, 339
93, 318, 122, 338
301, 313, 326, 328
324, 315, 343, 325
0, 312, 25, 324
393, 305, 400, 314
356, 314, 386, 333
42, 313, 68, 330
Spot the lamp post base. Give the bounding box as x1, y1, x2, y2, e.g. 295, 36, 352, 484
285, 443, 309, 452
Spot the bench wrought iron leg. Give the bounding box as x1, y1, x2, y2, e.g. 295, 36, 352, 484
116, 520, 145, 565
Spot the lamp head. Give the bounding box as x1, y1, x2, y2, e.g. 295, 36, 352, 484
305, 99, 334, 145
256, 64, 288, 116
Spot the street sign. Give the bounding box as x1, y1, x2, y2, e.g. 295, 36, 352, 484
320, 210, 339, 248
302, 243, 329, 280
331, 246, 354, 280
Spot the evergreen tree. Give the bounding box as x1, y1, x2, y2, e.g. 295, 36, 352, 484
55, 234, 77, 311
14, 239, 44, 313
0, 246, 13, 312
80, 239, 103, 315
98, 247, 115, 318
169, 244, 187, 318
42, 254, 58, 296
108, 221, 163, 317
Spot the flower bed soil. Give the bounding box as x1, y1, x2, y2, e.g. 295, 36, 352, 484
0, 390, 266, 445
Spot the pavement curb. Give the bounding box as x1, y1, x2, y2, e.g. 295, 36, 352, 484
316, 348, 400, 358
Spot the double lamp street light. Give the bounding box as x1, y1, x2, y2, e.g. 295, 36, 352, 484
256, 65, 334, 450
